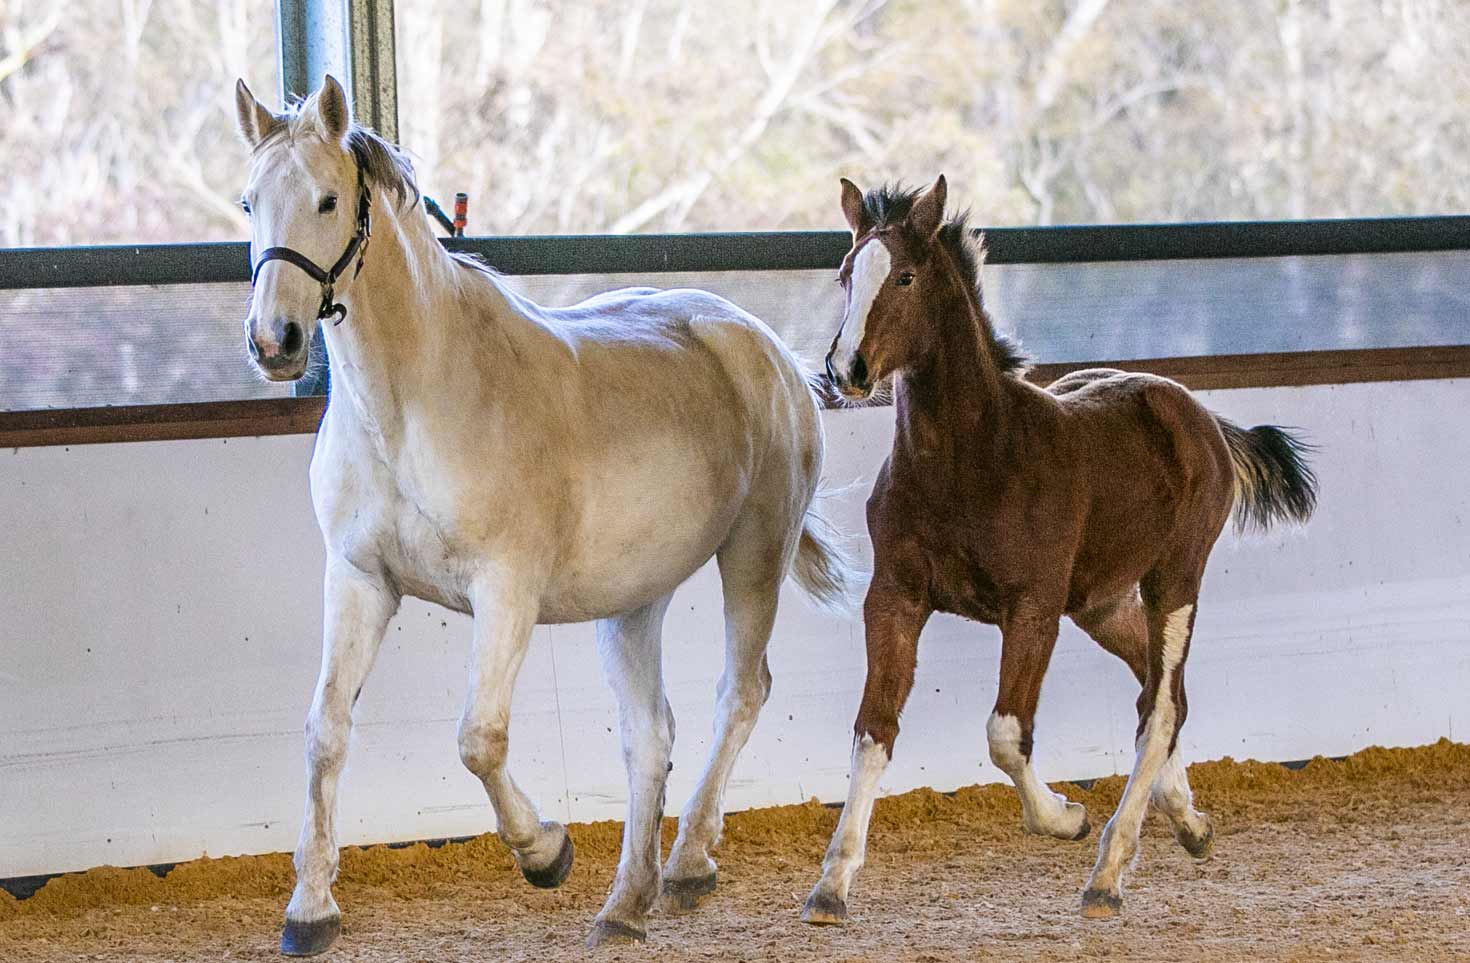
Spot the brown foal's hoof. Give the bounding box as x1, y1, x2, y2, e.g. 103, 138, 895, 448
586, 918, 647, 948
1180, 817, 1216, 860
521, 829, 575, 889
1080, 888, 1123, 920
660, 871, 717, 913
279, 915, 341, 957
800, 890, 850, 926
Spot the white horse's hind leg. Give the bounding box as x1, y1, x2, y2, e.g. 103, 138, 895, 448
662, 522, 784, 910
587, 596, 676, 947
282, 562, 397, 957
1082, 601, 1196, 918
458, 579, 571, 889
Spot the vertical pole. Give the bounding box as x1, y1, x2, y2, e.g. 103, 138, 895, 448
276, 0, 350, 106
274, 0, 398, 397
348, 0, 399, 142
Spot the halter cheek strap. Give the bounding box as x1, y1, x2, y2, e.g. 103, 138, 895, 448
250, 166, 372, 325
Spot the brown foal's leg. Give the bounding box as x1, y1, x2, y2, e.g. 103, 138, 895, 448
1082, 578, 1202, 918
801, 587, 931, 925
1074, 592, 1213, 859
986, 604, 1091, 841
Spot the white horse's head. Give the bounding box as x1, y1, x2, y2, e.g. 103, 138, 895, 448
234, 75, 366, 381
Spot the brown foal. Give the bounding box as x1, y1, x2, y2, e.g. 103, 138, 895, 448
802, 176, 1317, 923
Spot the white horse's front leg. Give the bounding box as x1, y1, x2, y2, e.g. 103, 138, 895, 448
458, 579, 571, 889
587, 597, 676, 948
282, 561, 398, 957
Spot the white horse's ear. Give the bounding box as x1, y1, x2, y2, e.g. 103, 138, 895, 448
839, 178, 868, 236
235, 79, 280, 148
909, 173, 947, 241
312, 74, 352, 144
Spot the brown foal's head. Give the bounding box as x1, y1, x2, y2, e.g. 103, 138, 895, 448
825, 175, 948, 400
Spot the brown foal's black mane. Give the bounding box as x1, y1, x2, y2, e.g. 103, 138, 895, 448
860, 184, 1030, 377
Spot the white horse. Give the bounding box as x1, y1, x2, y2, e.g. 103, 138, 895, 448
234, 76, 854, 955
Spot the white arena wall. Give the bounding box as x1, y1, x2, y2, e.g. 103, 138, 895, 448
2, 378, 1468, 879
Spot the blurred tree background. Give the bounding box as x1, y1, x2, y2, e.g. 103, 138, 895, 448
1, 0, 1466, 411
2, 0, 1467, 246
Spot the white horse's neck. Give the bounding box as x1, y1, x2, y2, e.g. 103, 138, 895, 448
320, 188, 550, 449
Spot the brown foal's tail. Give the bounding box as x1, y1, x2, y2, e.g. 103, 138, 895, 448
1217, 418, 1319, 533
791, 495, 863, 613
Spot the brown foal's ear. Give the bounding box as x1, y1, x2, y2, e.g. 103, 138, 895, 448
312, 74, 352, 144
839, 177, 868, 236
234, 79, 280, 148
908, 174, 947, 241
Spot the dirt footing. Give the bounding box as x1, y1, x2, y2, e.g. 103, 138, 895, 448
4, 740, 1467, 961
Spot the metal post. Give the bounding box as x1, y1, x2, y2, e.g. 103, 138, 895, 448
275, 0, 398, 396
347, 0, 398, 142
275, 0, 350, 106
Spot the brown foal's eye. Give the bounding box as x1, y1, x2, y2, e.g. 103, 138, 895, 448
319, 194, 338, 214
896, 272, 915, 286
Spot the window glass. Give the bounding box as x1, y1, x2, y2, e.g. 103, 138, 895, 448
3, 251, 1464, 411
396, 0, 1470, 235
0, 0, 278, 246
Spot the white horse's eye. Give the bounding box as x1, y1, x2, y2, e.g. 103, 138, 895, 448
240, 197, 251, 215
319, 194, 338, 214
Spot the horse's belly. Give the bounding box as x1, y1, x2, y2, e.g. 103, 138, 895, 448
538, 445, 748, 623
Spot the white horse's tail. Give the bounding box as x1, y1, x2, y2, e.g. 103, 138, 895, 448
790, 494, 863, 613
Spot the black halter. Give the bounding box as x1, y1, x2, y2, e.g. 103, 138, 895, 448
250, 165, 372, 325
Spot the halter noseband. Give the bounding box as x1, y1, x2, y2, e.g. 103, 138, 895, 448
250, 165, 372, 326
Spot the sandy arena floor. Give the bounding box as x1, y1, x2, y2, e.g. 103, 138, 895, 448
3, 741, 1468, 962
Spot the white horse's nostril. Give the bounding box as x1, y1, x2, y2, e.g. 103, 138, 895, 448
279, 320, 304, 356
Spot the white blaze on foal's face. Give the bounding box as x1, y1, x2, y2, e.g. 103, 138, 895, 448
829, 239, 891, 391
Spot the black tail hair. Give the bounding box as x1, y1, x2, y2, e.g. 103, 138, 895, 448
1217, 418, 1319, 533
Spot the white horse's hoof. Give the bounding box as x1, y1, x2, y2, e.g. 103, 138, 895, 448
800, 889, 849, 926
660, 871, 716, 913
586, 918, 646, 947
521, 827, 574, 889
1080, 888, 1123, 920
280, 915, 341, 956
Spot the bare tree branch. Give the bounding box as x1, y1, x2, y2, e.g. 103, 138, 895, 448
0, 8, 63, 85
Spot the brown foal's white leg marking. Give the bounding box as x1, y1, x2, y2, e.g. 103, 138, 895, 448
1083, 603, 1194, 916
801, 734, 890, 923
1152, 748, 1214, 857
987, 713, 1089, 840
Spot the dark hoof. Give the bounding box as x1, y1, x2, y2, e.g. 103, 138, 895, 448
1080, 888, 1123, 920
660, 871, 717, 913
521, 830, 574, 889
280, 916, 341, 957
1180, 819, 1215, 860
1071, 815, 1092, 841
800, 890, 849, 926
586, 918, 647, 948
